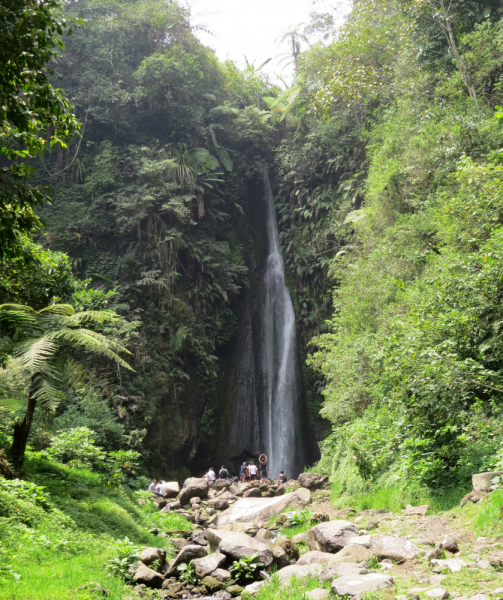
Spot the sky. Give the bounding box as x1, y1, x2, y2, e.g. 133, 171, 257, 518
187, 0, 349, 81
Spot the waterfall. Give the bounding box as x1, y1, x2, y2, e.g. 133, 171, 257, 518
259, 173, 307, 479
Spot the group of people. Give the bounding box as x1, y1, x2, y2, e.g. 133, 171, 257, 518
147, 454, 289, 494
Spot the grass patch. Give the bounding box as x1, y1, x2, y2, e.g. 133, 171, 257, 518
463, 488, 503, 537
247, 573, 331, 600
0, 456, 191, 599
331, 482, 469, 514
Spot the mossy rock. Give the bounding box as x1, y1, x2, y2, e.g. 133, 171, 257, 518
202, 576, 225, 592
227, 584, 244, 596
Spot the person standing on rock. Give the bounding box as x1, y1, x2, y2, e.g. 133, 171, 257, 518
249, 462, 258, 481
240, 462, 247, 482
277, 471, 287, 487
259, 454, 268, 483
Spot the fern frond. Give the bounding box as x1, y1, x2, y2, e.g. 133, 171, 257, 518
0, 306, 40, 330
13, 337, 59, 372
38, 304, 75, 316
47, 328, 135, 371
59, 355, 87, 385
30, 376, 65, 411
64, 310, 120, 326
0, 304, 37, 314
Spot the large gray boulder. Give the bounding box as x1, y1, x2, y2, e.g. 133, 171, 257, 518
140, 547, 166, 566
368, 535, 419, 561
332, 573, 394, 596
298, 473, 329, 490
162, 482, 180, 498
296, 551, 335, 566
178, 478, 209, 505
192, 552, 227, 578
275, 564, 324, 582
218, 532, 274, 567
133, 564, 164, 588
329, 544, 374, 563
217, 488, 311, 530
306, 520, 358, 553
166, 544, 208, 575
206, 529, 235, 552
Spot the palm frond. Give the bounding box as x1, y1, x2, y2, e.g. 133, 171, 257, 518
47, 328, 135, 371
13, 337, 59, 372
39, 304, 75, 316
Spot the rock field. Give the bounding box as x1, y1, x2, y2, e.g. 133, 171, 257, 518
129, 474, 503, 600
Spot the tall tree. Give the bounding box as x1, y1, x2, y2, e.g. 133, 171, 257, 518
0, 304, 133, 470
0, 0, 81, 259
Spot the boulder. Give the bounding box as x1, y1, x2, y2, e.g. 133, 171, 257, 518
332, 573, 394, 597
320, 563, 368, 581
178, 478, 209, 505
306, 520, 358, 553
442, 537, 459, 553
207, 529, 235, 552
298, 473, 329, 490
243, 581, 264, 595
401, 504, 431, 517
275, 535, 298, 559
191, 532, 208, 546
430, 558, 466, 573
292, 533, 307, 545
166, 544, 208, 575
209, 498, 230, 511
190, 496, 201, 505
275, 484, 287, 496
368, 535, 419, 562
218, 532, 274, 567
133, 564, 165, 588
162, 482, 180, 498
329, 544, 374, 563
217, 488, 311, 530
271, 544, 290, 569
243, 488, 262, 498
202, 576, 225, 592
424, 588, 449, 599
212, 568, 231, 582
473, 472, 503, 493
215, 480, 231, 490
171, 538, 189, 551
275, 563, 324, 581
296, 551, 335, 566
348, 535, 371, 549
226, 584, 244, 596
306, 589, 329, 600
155, 496, 167, 509
140, 547, 166, 567
192, 552, 227, 578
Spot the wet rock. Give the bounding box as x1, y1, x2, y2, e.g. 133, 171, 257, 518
297, 473, 329, 490
133, 564, 165, 588
140, 547, 166, 567
306, 520, 358, 553
218, 532, 274, 567
192, 552, 227, 578
332, 573, 394, 596
178, 478, 209, 505
368, 534, 420, 561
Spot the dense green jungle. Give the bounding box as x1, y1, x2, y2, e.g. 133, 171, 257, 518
3, 0, 503, 596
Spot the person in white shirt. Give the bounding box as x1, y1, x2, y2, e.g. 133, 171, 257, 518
248, 463, 258, 481
205, 467, 216, 481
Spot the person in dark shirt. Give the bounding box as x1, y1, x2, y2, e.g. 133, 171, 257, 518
219, 465, 229, 479
240, 462, 247, 482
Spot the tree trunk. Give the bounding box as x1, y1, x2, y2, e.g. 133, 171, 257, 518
10, 393, 37, 472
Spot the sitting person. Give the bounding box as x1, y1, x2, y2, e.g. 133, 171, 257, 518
148, 478, 157, 491
219, 465, 229, 479
205, 467, 216, 481
152, 480, 164, 497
